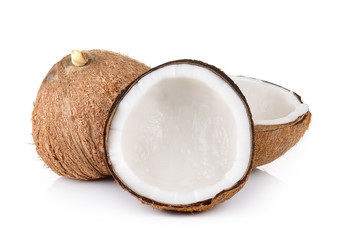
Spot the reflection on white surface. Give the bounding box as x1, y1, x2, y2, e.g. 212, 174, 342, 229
46, 177, 148, 214
46, 168, 284, 215
199, 168, 285, 216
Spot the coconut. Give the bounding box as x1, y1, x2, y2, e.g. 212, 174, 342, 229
230, 76, 311, 168
33, 51, 310, 211
32, 49, 150, 180
103, 60, 255, 212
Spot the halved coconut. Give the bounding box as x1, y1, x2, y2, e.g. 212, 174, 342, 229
104, 60, 254, 212
230, 75, 311, 168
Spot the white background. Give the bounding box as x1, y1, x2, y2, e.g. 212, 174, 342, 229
0, 0, 341, 239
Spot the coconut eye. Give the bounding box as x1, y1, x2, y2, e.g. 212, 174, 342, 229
44, 67, 57, 83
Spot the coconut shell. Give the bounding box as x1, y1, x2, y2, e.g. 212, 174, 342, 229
103, 59, 255, 212
253, 111, 311, 168
249, 85, 311, 168
114, 167, 249, 212
32, 50, 150, 180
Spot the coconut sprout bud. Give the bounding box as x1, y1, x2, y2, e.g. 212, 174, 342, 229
71, 49, 88, 67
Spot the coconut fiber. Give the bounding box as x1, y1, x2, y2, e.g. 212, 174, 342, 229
32, 50, 150, 180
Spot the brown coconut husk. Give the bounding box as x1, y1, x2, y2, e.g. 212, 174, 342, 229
253, 110, 311, 168
32, 50, 150, 180
250, 86, 311, 168
103, 59, 255, 212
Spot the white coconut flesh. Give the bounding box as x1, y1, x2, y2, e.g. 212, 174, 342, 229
108, 63, 252, 205
229, 75, 309, 126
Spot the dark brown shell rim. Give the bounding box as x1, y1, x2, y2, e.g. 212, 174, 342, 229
103, 59, 255, 208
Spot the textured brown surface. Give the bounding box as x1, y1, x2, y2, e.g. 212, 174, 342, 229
135, 175, 248, 212
104, 59, 254, 212
253, 111, 311, 168
32, 50, 150, 180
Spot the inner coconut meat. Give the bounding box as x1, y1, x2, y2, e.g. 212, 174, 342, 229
230, 75, 309, 125
108, 64, 252, 205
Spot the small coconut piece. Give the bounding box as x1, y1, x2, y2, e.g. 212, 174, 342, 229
230, 75, 311, 168
104, 60, 254, 212
32, 49, 150, 180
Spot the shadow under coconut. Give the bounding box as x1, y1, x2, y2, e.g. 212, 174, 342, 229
188, 169, 284, 216
46, 169, 284, 216
46, 177, 140, 213
47, 177, 118, 202
46, 176, 167, 216
209, 168, 285, 215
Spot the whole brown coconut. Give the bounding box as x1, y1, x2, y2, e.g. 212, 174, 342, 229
32, 50, 150, 180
